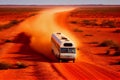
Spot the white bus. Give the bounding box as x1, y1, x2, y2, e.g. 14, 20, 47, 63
51, 32, 76, 62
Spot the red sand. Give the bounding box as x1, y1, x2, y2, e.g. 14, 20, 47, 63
0, 7, 120, 80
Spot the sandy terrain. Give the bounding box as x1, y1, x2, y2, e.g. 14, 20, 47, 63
55, 7, 120, 71
0, 6, 120, 80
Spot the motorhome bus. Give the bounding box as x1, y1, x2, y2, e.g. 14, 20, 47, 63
51, 32, 76, 62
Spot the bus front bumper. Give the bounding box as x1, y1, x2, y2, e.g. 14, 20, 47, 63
60, 54, 76, 60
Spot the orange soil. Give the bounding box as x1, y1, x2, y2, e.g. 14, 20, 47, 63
0, 7, 120, 80
55, 9, 120, 71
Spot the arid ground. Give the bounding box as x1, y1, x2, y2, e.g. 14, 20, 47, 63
0, 5, 120, 80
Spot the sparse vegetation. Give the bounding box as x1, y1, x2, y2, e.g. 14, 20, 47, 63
109, 61, 120, 65
113, 29, 120, 33
99, 40, 120, 56
101, 20, 116, 28
67, 6, 120, 73
84, 34, 93, 36
15, 61, 28, 69
70, 7, 120, 18
0, 61, 28, 70
82, 20, 91, 25
99, 40, 119, 47
113, 51, 120, 56
0, 62, 12, 70
81, 19, 98, 26
79, 19, 117, 28
70, 21, 77, 24
73, 28, 83, 32
5, 39, 12, 43
28, 13, 38, 17
0, 20, 20, 31
69, 7, 120, 28
0, 7, 41, 31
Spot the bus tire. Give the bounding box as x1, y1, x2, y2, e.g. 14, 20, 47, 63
73, 59, 75, 63
58, 54, 61, 62
59, 59, 61, 62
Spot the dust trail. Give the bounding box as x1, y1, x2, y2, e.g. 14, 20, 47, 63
19, 7, 79, 58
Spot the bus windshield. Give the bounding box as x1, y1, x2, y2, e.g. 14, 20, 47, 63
69, 48, 75, 53
61, 48, 75, 53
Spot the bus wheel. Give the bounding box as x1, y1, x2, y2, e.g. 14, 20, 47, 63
58, 54, 61, 62
59, 59, 61, 62
73, 59, 75, 63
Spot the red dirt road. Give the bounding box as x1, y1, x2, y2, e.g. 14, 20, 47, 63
0, 7, 120, 80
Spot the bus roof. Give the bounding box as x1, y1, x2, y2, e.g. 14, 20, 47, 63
52, 32, 75, 47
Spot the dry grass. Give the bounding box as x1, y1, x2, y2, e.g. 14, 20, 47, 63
0, 61, 28, 70
99, 40, 119, 47
73, 28, 83, 32
0, 20, 21, 31
68, 6, 120, 28
0, 61, 12, 70
113, 29, 120, 33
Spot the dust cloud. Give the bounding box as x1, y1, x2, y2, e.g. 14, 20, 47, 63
19, 7, 79, 58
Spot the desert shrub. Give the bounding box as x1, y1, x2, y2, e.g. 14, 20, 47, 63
15, 62, 28, 69
73, 28, 83, 32
101, 20, 116, 28
0, 61, 28, 70
113, 51, 120, 56
11, 20, 19, 25
113, 29, 120, 33
3, 20, 19, 29
110, 45, 120, 51
81, 19, 98, 26
113, 45, 120, 55
84, 34, 93, 36
0, 62, 12, 70
82, 20, 91, 25
70, 21, 77, 24
5, 39, 12, 43
99, 40, 118, 47
29, 13, 37, 17
104, 44, 120, 56
100, 40, 120, 56
90, 20, 98, 26
108, 21, 116, 28
0, 20, 20, 31
109, 61, 120, 65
